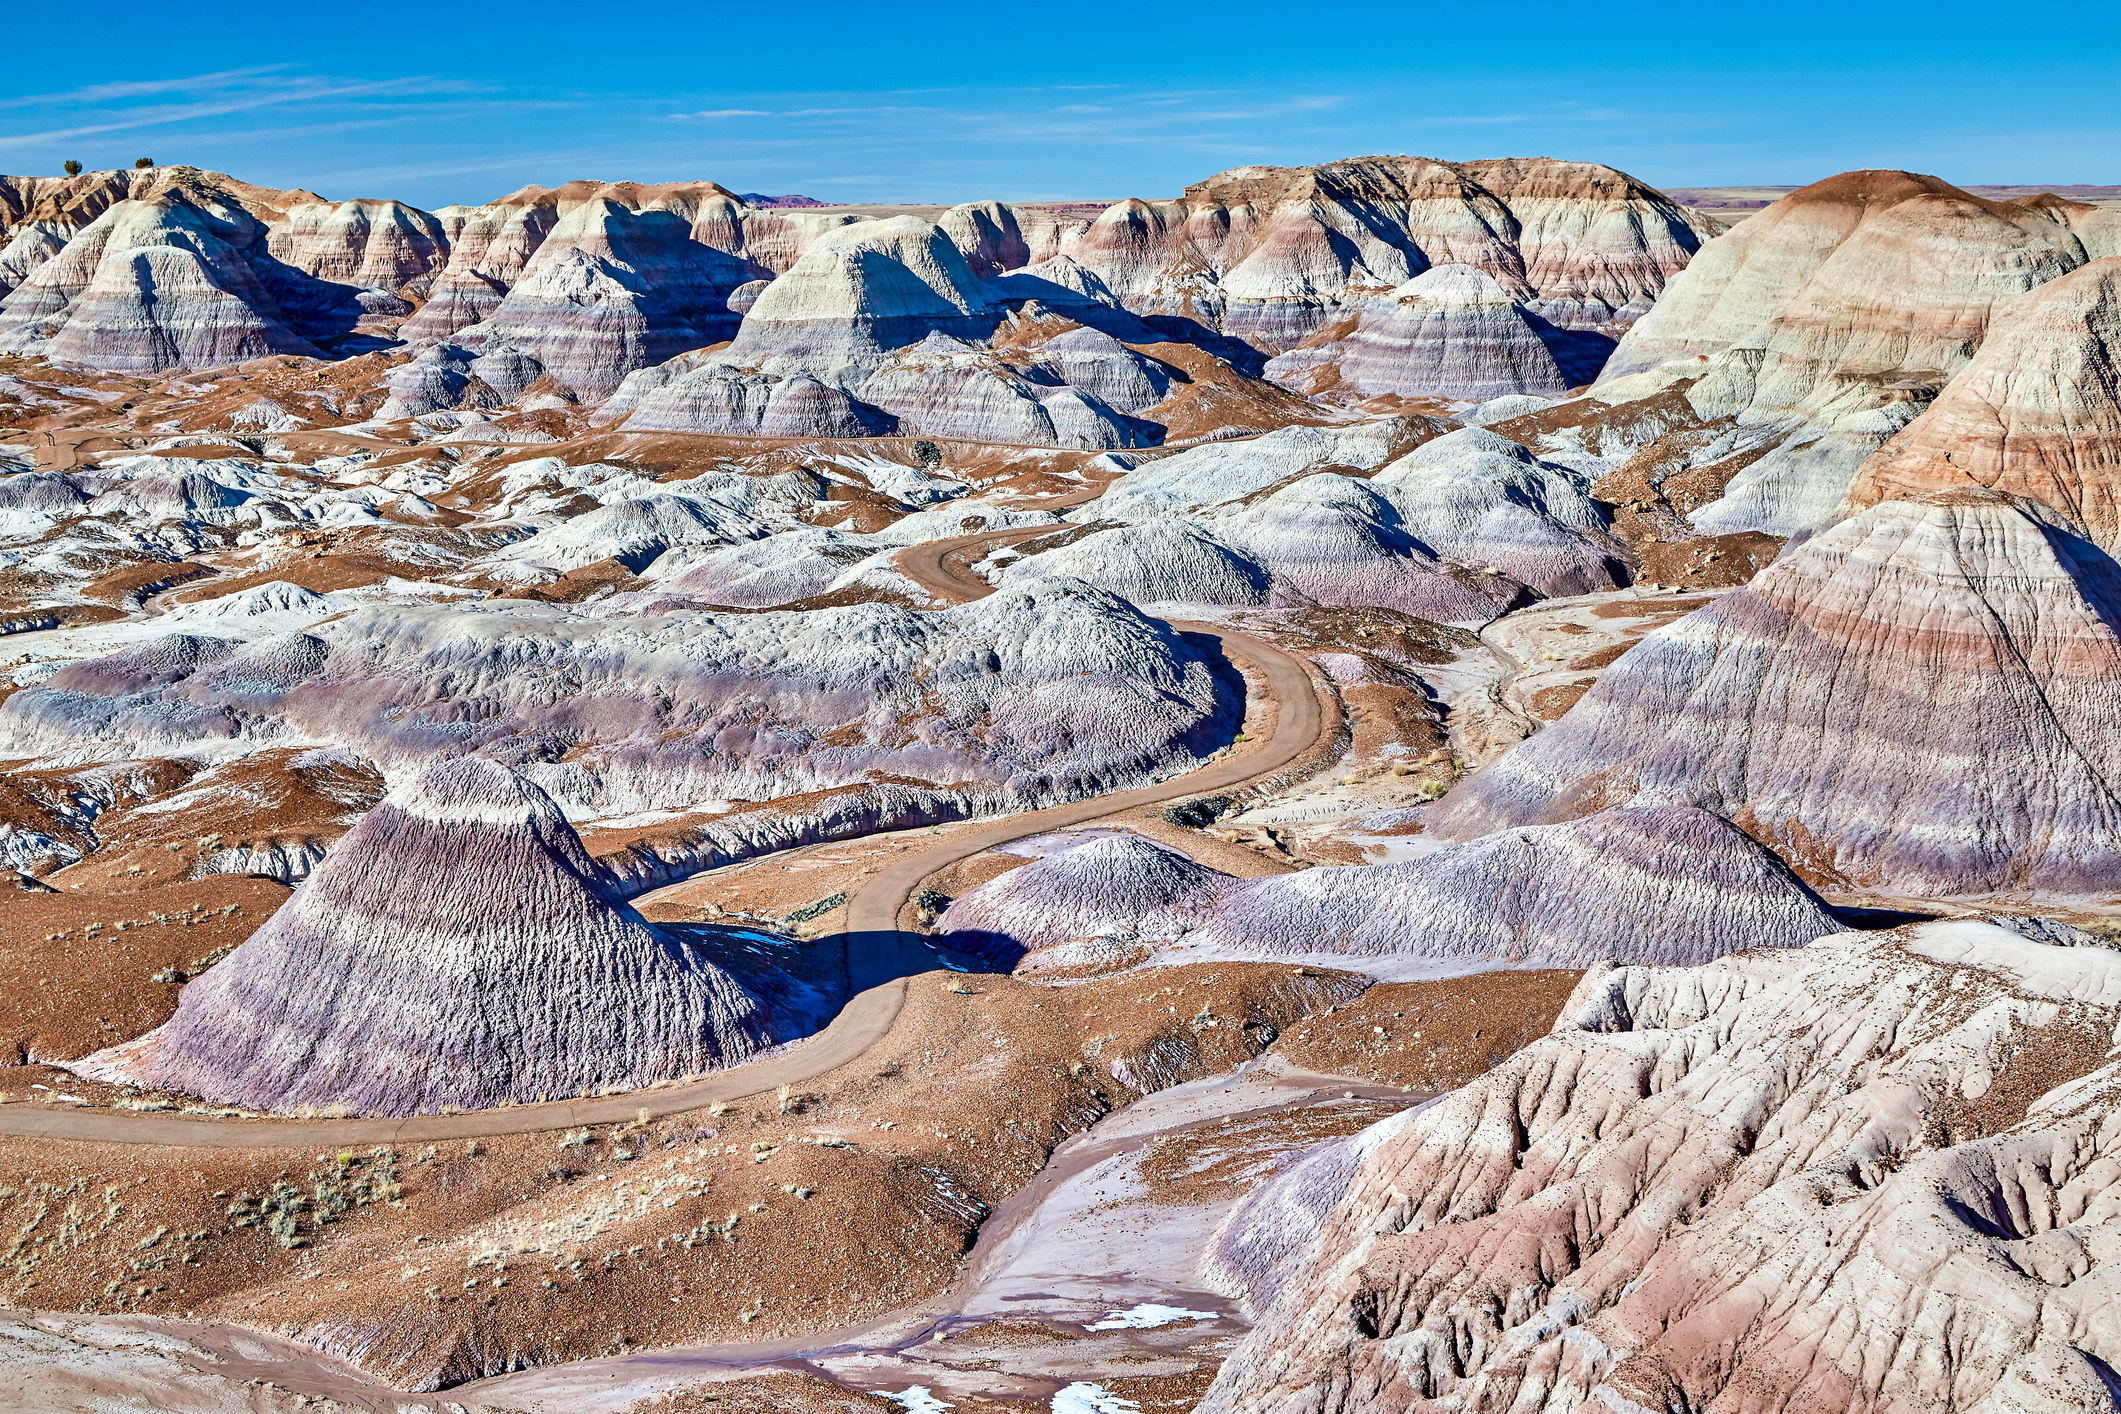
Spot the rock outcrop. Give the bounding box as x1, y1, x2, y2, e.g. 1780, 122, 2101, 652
1843, 257, 2121, 549
1569, 171, 2121, 535
1085, 417, 1447, 521
619, 365, 895, 438
0, 184, 321, 371
467, 185, 762, 398
939, 807, 1835, 974
1430, 491, 2121, 897
1200, 921, 2121, 1414
1007, 471, 1526, 621
657, 528, 886, 607
0, 222, 66, 297
1174, 806, 1837, 968
83, 757, 786, 1115
397, 186, 562, 343
1067, 156, 1711, 353
1005, 418, 1621, 613
0, 579, 1237, 818
1203, 473, 1526, 621
266, 198, 450, 298
726, 216, 993, 374
938, 832, 1229, 967
1001, 517, 1278, 607
606, 220, 1150, 447
1266, 265, 1575, 404
1370, 428, 1628, 597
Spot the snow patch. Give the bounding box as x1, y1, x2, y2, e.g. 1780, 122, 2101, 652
1084, 1303, 1216, 1330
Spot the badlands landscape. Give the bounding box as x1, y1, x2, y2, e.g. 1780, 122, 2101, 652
0, 153, 2119, 1414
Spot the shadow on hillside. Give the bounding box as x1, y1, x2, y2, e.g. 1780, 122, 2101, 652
663, 919, 984, 1052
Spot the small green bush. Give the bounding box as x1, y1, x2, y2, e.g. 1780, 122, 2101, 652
134, 157, 154, 169
63, 160, 82, 177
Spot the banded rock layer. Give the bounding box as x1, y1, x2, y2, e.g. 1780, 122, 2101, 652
611, 218, 1157, 448
1200, 922, 2121, 1414
83, 757, 786, 1115
0, 579, 1237, 817
940, 806, 1837, 975
1430, 491, 2121, 896
1008, 424, 1625, 612
1566, 170, 2121, 535
0, 182, 323, 371
1068, 155, 1712, 351
1844, 256, 2121, 550
1264, 264, 1577, 404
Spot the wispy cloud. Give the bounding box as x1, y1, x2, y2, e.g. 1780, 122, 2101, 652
0, 67, 295, 111
669, 109, 773, 120
0, 74, 487, 150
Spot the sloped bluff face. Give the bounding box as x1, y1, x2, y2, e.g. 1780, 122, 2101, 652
1430, 491, 2121, 896
1844, 256, 2121, 550
0, 187, 322, 372
1198, 922, 2121, 1414
1172, 805, 1841, 968
86, 757, 782, 1116
941, 808, 1838, 976
1265, 265, 1576, 404
1559, 169, 2121, 538
0, 580, 1235, 818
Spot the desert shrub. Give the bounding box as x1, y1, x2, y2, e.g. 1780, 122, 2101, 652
224, 1149, 400, 1249
134, 157, 154, 169
913, 886, 951, 925
911, 439, 943, 469
63, 160, 82, 177
785, 891, 846, 926
1164, 795, 1238, 828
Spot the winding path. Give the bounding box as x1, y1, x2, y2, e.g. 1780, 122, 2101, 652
0, 522, 1326, 1149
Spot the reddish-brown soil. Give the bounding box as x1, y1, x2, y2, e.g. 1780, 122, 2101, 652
0, 962, 1378, 1387
1266, 969, 1586, 1090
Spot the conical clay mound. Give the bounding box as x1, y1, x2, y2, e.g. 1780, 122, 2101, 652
89, 756, 783, 1116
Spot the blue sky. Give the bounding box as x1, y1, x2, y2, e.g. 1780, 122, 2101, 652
4, 2, 2116, 208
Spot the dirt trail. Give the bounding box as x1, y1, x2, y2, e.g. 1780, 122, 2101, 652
0, 516, 1327, 1149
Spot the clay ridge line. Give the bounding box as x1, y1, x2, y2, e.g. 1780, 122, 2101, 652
0, 525, 1323, 1149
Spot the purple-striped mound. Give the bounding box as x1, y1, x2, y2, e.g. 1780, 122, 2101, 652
1174, 805, 1838, 969
1430, 491, 2121, 897
937, 832, 1231, 968
938, 807, 1836, 977
87, 757, 784, 1116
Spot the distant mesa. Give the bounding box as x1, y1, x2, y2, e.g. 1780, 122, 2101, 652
0, 154, 1717, 443
1669, 182, 2121, 211
80, 756, 808, 1116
